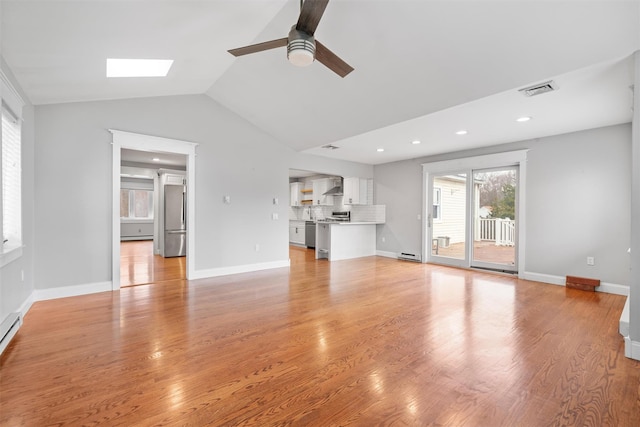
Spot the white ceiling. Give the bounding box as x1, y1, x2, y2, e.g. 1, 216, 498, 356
2, 1, 638, 166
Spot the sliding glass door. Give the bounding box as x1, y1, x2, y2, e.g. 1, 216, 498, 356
471, 167, 518, 272
429, 172, 469, 268
424, 152, 525, 273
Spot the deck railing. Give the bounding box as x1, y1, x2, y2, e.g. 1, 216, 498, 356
476, 218, 515, 246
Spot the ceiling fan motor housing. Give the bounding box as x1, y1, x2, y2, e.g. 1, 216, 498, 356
287, 26, 315, 66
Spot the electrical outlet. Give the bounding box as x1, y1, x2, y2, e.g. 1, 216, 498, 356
382, 237, 386, 243
255, 244, 260, 252
587, 256, 595, 266
272, 213, 279, 220
223, 195, 231, 204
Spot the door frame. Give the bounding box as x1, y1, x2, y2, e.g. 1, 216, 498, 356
422, 150, 528, 277
111, 130, 198, 290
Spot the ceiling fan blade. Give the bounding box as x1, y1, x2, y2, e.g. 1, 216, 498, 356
296, 0, 329, 36
315, 40, 354, 78
228, 38, 288, 57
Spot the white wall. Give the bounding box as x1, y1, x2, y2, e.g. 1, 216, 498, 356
33, 94, 371, 291
0, 56, 36, 321
375, 123, 631, 287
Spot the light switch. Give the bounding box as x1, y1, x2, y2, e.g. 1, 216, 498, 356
223, 195, 231, 204
273, 197, 279, 205
272, 213, 279, 220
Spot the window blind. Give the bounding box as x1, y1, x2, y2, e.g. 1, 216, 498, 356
2, 106, 21, 246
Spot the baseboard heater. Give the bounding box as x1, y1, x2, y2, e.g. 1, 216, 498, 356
0, 312, 22, 356
398, 252, 421, 262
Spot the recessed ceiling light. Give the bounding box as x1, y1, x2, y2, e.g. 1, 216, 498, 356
377, 148, 385, 152
152, 158, 160, 162
411, 140, 421, 145
516, 116, 532, 122
455, 130, 468, 135
106, 58, 174, 77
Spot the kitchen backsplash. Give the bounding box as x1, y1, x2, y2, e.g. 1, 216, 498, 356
289, 200, 386, 223
351, 205, 385, 223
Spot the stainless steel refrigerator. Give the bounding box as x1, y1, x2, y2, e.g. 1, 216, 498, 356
164, 184, 186, 257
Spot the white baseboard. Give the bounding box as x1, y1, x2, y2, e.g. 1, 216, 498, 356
521, 271, 628, 296
18, 290, 36, 319
35, 281, 112, 301
376, 250, 398, 259
520, 271, 564, 285
624, 337, 640, 360
190, 259, 290, 280
620, 298, 630, 337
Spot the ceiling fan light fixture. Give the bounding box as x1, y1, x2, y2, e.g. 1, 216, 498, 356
287, 27, 315, 67
288, 42, 315, 67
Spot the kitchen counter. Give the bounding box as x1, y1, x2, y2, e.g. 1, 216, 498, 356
316, 222, 377, 261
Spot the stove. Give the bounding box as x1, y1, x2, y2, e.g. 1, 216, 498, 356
326, 211, 351, 222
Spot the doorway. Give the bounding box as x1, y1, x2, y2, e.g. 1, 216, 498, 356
119, 148, 188, 286
424, 151, 527, 275
111, 130, 197, 290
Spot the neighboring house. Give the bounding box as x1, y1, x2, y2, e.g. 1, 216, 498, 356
431, 175, 481, 245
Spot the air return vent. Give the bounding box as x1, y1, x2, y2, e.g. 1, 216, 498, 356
518, 80, 558, 97
398, 252, 421, 262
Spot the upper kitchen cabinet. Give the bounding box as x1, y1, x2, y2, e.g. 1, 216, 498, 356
343, 177, 372, 205
290, 182, 303, 206
312, 178, 336, 206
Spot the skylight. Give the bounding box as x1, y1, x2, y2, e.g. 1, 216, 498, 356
106, 58, 173, 78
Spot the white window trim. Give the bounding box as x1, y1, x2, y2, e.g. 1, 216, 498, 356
120, 188, 154, 220
1, 69, 25, 267
433, 186, 442, 222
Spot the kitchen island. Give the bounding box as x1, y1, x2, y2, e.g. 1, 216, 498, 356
316, 221, 382, 261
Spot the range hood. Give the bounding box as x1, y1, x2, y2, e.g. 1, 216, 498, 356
323, 177, 343, 196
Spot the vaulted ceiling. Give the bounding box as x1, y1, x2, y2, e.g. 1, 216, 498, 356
2, 1, 638, 165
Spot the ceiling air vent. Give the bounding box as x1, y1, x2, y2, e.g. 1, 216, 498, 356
322, 144, 340, 150
518, 80, 558, 97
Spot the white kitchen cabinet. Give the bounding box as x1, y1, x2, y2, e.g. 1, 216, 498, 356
289, 221, 306, 245
290, 182, 304, 206
343, 177, 370, 205
312, 178, 334, 206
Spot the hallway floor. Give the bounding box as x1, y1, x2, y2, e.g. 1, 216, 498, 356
120, 240, 185, 286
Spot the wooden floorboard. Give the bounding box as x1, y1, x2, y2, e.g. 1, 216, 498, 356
120, 240, 186, 287
1, 246, 639, 426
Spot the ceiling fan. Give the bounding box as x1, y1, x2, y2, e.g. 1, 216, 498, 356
228, 0, 354, 78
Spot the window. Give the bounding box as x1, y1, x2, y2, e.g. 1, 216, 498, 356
2, 105, 21, 248
120, 189, 154, 219
432, 187, 441, 221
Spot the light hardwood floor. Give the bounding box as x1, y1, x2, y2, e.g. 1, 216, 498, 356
1, 246, 638, 425
120, 240, 186, 287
